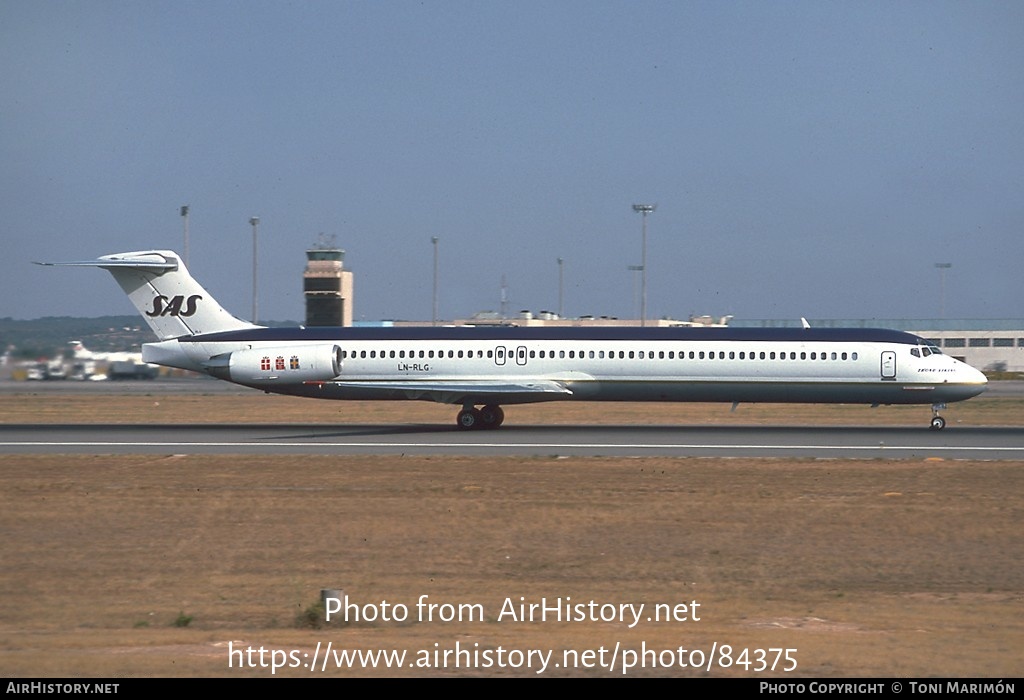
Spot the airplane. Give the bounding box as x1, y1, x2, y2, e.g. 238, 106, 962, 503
38, 250, 988, 430
69, 340, 143, 364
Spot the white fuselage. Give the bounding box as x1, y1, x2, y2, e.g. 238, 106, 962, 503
49, 250, 987, 430
143, 326, 988, 408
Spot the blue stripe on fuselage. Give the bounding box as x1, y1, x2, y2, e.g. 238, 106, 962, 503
179, 326, 921, 345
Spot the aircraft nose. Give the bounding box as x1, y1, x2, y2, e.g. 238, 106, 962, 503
972, 366, 989, 389
961, 363, 988, 393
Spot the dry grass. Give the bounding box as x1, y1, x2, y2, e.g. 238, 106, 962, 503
0, 390, 1021, 677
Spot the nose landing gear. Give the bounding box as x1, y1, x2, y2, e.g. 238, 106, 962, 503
930, 403, 947, 430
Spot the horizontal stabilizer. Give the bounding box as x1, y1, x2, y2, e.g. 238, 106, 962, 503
36, 252, 178, 270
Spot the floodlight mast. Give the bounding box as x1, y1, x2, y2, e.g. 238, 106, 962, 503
249, 216, 260, 323
935, 262, 952, 319
432, 236, 440, 326
557, 257, 564, 318
180, 205, 189, 266
632, 204, 656, 327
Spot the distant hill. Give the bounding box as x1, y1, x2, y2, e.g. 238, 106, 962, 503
0, 316, 299, 361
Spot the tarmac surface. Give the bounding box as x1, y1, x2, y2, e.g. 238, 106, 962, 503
2, 377, 1021, 458
2, 422, 1021, 459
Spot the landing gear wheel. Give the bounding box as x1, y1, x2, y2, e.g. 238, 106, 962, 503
478, 405, 505, 429
457, 408, 481, 430
930, 416, 946, 431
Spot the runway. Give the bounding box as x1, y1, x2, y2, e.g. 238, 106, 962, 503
2, 423, 1022, 459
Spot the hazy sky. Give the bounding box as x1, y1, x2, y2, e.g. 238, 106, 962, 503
3, 1, 1022, 325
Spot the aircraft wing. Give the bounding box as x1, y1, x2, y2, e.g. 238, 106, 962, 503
310, 378, 574, 405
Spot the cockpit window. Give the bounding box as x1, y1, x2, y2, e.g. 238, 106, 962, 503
911, 348, 921, 358
927, 344, 942, 355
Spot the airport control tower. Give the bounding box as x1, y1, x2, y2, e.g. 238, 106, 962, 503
303, 236, 354, 327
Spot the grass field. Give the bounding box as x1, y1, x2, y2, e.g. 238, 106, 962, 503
0, 390, 1021, 677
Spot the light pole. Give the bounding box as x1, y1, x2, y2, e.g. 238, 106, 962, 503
180, 205, 189, 266
627, 265, 643, 319
935, 262, 952, 319
557, 257, 564, 318
431, 236, 440, 326
249, 216, 259, 323
632, 204, 656, 326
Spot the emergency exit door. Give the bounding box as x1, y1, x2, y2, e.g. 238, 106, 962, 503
880, 351, 896, 380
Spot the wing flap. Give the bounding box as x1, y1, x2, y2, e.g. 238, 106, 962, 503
307, 378, 573, 405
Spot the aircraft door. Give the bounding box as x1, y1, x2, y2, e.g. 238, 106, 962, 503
494, 346, 507, 366
516, 346, 528, 366
880, 351, 896, 380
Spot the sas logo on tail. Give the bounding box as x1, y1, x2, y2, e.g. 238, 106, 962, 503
146, 294, 202, 317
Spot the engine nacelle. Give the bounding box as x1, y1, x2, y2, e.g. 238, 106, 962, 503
207, 344, 343, 384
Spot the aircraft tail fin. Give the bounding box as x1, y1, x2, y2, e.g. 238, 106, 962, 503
37, 250, 260, 340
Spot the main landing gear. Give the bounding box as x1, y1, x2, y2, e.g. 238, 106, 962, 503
930, 403, 947, 431
456, 404, 505, 430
